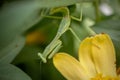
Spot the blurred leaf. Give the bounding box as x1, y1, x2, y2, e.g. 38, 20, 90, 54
0, 1, 45, 63
71, 21, 89, 40
36, 0, 92, 7
0, 1, 43, 51
92, 19, 120, 41
107, 0, 120, 16
60, 31, 74, 55
13, 45, 41, 80
76, 3, 96, 20
0, 36, 25, 64
0, 63, 31, 80
93, 19, 120, 66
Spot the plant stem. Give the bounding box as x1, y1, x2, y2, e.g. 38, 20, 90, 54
94, 0, 101, 22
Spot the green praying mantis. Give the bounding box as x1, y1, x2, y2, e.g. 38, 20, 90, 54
38, 7, 82, 63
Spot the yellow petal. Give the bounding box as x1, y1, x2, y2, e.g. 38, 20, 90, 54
53, 53, 89, 80
79, 37, 97, 78
91, 33, 116, 76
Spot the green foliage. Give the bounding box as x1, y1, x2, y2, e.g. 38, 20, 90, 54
0, 63, 31, 80
0, 36, 25, 64
0, 0, 120, 80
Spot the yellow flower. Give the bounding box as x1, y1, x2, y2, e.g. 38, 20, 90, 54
53, 33, 120, 80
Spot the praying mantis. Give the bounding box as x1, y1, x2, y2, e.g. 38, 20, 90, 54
38, 7, 82, 63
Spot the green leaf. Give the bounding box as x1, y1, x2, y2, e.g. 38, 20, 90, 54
0, 63, 31, 80
92, 19, 120, 66
0, 36, 25, 64
0, 1, 43, 51
37, 0, 92, 7
0, 1, 44, 63
107, 0, 120, 16
93, 19, 120, 41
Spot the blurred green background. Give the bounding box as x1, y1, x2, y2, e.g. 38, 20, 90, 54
0, 0, 120, 80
